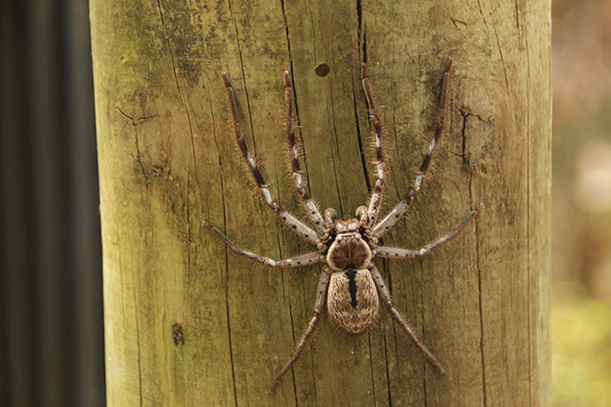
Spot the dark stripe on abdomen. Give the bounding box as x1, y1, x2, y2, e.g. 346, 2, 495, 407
345, 270, 358, 308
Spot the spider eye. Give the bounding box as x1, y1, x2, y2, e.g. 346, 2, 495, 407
335, 222, 347, 233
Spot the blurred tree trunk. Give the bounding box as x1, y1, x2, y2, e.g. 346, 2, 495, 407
91, 0, 550, 405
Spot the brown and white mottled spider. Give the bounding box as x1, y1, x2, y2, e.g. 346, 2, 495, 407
203, 58, 484, 394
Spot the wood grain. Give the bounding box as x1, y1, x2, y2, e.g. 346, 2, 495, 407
91, 0, 551, 405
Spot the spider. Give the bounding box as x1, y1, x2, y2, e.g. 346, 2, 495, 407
203, 58, 484, 394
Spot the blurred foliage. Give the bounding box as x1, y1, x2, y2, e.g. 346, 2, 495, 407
552, 282, 611, 406
551, 0, 611, 405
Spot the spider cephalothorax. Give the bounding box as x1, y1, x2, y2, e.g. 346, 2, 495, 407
326, 219, 373, 271
203, 58, 484, 394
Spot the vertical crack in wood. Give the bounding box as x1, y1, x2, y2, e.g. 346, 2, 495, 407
280, 5, 310, 401
459, 101, 489, 405
226, 0, 257, 162
114, 107, 148, 179
353, 81, 372, 194
208, 88, 238, 406
523, 9, 535, 402
325, 53, 346, 218
130, 255, 144, 407
419, 257, 429, 406
380, 318, 393, 406
156, 0, 198, 176
466, 120, 488, 405
357, 0, 366, 63
366, 335, 377, 406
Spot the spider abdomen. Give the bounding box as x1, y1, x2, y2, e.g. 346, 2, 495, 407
327, 269, 379, 335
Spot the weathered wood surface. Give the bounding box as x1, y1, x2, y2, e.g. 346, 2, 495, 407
91, 0, 551, 405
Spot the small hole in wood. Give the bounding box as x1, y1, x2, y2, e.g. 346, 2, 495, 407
315, 63, 331, 77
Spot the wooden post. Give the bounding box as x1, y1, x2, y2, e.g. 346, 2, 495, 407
91, 0, 550, 405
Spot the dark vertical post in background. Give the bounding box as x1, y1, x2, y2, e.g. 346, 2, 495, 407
0, 0, 106, 406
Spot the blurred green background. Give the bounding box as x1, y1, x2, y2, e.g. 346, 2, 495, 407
552, 0, 611, 405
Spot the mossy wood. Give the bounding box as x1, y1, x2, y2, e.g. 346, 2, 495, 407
91, 0, 551, 405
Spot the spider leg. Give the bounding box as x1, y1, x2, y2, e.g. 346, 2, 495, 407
368, 264, 444, 374
361, 62, 386, 228
372, 58, 453, 239
284, 72, 327, 234
270, 267, 331, 393
203, 222, 323, 268
221, 73, 321, 246
375, 204, 484, 259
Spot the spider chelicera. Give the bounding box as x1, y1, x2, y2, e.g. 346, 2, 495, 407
203, 58, 484, 393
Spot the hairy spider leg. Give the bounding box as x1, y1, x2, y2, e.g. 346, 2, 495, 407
203, 222, 323, 268
361, 62, 386, 228
375, 203, 484, 259
221, 73, 321, 246
270, 268, 332, 394
372, 58, 453, 239
283, 72, 327, 234
368, 264, 445, 374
